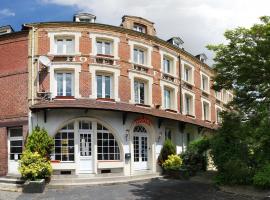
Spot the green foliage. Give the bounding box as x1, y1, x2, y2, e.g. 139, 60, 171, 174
158, 139, 176, 166
26, 126, 54, 158
19, 150, 52, 181
188, 136, 210, 154
162, 154, 183, 171
253, 163, 270, 189
180, 151, 207, 174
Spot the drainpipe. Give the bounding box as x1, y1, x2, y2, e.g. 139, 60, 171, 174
31, 26, 36, 105
178, 55, 182, 114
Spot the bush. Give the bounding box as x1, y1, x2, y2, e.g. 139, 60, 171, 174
26, 126, 54, 158
158, 139, 176, 166
180, 151, 207, 174
253, 163, 270, 189
188, 136, 210, 154
216, 159, 252, 185
19, 150, 52, 181
162, 154, 182, 171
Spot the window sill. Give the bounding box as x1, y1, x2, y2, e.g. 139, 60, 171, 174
135, 103, 151, 108
55, 96, 75, 100
186, 114, 195, 118
96, 54, 114, 58
50, 53, 81, 57
202, 90, 210, 96
182, 80, 194, 87
204, 119, 212, 123
96, 98, 115, 102
165, 109, 178, 113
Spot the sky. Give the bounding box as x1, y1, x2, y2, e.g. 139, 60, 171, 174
1, 0, 270, 65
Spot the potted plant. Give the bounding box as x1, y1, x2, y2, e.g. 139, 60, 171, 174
19, 150, 52, 193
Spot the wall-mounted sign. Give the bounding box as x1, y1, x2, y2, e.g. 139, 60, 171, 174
134, 117, 152, 126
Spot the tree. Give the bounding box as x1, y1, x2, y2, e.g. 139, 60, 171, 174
208, 16, 270, 187
208, 16, 270, 115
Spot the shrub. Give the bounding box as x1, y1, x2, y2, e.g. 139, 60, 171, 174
216, 159, 252, 185
180, 151, 207, 174
253, 163, 270, 189
188, 136, 210, 154
19, 150, 52, 181
26, 126, 54, 158
162, 154, 182, 171
158, 139, 176, 166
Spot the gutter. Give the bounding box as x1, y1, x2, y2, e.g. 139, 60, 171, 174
178, 55, 183, 114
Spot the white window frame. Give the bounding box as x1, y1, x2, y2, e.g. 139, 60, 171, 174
96, 39, 113, 56
182, 89, 195, 117
160, 80, 178, 111
96, 73, 113, 99
8, 127, 23, 161
215, 91, 222, 101
134, 79, 146, 104
129, 72, 153, 106
181, 60, 195, 85
128, 40, 153, 68
89, 33, 120, 59
89, 65, 120, 101
55, 71, 74, 97
50, 64, 81, 98
133, 47, 146, 65
55, 37, 75, 55
48, 31, 81, 55
200, 71, 210, 93
133, 24, 146, 33
160, 50, 177, 76
215, 105, 223, 124
201, 98, 211, 121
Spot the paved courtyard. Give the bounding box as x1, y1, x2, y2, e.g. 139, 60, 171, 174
0, 178, 261, 200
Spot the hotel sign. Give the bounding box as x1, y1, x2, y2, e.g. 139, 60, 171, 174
134, 117, 152, 126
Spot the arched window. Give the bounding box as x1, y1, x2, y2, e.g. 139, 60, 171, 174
97, 123, 120, 160
53, 122, 75, 161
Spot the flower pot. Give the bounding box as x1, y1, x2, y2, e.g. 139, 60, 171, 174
23, 179, 45, 193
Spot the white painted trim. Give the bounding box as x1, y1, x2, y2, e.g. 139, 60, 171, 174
89, 65, 120, 101
48, 31, 81, 55
49, 63, 81, 98
182, 88, 196, 117
128, 71, 153, 106
215, 104, 223, 124
128, 40, 153, 68
160, 80, 178, 111
160, 49, 177, 76
200, 71, 210, 94
89, 33, 120, 59
181, 60, 195, 86
201, 97, 211, 121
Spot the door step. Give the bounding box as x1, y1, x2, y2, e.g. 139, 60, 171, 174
0, 176, 24, 192
49, 173, 162, 186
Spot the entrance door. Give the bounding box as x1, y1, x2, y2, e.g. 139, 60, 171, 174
8, 127, 23, 175
79, 131, 93, 173
133, 126, 148, 170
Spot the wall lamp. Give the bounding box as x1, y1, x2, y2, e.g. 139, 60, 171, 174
157, 132, 162, 142
125, 129, 130, 142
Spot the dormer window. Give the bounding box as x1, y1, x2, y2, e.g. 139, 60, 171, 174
96, 40, 113, 56
133, 23, 146, 33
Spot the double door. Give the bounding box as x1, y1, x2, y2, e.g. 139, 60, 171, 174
133, 133, 148, 170
79, 131, 93, 173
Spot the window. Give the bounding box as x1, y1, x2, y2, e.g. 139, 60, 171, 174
202, 101, 210, 121
222, 90, 227, 103
201, 74, 209, 92
184, 94, 193, 115
165, 128, 172, 140
163, 57, 171, 74
216, 108, 222, 124
96, 40, 113, 55
183, 64, 193, 84
55, 72, 74, 96
97, 123, 120, 160
9, 127, 23, 160
228, 93, 233, 102
54, 123, 75, 162
164, 88, 171, 109
215, 91, 222, 100
133, 24, 146, 33
55, 37, 75, 54
133, 48, 145, 65
96, 74, 112, 99
134, 80, 145, 104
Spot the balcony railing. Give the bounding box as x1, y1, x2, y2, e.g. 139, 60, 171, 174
93, 54, 116, 65
161, 72, 175, 83
133, 63, 149, 73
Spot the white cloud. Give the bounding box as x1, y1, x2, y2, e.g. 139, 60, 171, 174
42, 0, 270, 65
0, 8, 15, 18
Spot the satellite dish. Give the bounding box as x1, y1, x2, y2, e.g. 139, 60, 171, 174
38, 56, 51, 67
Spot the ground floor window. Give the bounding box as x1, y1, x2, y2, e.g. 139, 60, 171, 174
97, 123, 120, 160
54, 122, 75, 161
8, 127, 23, 160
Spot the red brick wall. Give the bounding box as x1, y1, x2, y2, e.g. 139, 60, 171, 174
0, 127, 7, 176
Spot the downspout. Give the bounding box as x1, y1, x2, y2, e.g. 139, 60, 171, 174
31, 26, 36, 105
178, 55, 182, 114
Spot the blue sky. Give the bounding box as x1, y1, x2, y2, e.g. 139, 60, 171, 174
1, 0, 270, 64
